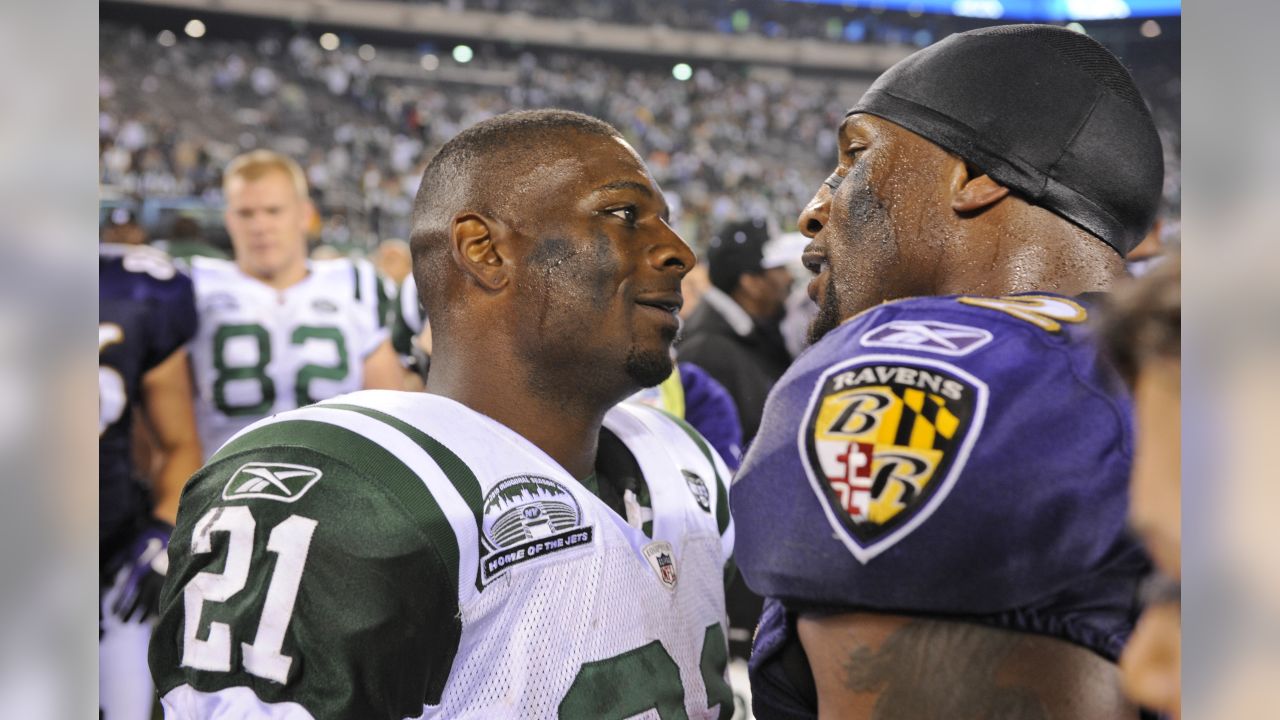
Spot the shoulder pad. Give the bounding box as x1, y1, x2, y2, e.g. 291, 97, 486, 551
734, 292, 1136, 614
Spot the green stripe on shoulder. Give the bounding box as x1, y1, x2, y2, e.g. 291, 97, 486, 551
324, 403, 487, 590
644, 406, 732, 537
206, 418, 462, 584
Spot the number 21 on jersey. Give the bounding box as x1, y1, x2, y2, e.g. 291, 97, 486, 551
181, 506, 316, 683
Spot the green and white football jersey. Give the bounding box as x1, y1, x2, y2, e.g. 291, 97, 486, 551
150, 390, 735, 719
187, 257, 392, 459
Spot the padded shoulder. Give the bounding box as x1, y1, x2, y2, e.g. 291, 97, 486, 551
733, 293, 1139, 616
153, 432, 459, 717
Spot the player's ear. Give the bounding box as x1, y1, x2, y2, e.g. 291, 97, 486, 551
300, 198, 318, 233
950, 161, 1010, 214
450, 212, 510, 291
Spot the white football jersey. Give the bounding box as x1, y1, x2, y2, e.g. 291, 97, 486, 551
153, 391, 735, 719
410, 396, 735, 719
187, 257, 391, 459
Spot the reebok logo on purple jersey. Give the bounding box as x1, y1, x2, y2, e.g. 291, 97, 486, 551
859, 320, 992, 357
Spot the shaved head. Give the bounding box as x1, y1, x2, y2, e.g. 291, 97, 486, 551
409, 109, 624, 326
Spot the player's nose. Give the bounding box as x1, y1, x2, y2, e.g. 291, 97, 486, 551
798, 185, 832, 239
647, 221, 696, 279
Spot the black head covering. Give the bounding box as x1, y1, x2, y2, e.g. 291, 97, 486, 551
850, 24, 1163, 255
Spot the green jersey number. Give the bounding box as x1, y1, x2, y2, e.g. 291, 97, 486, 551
558, 623, 732, 719
180, 505, 317, 683
212, 323, 349, 416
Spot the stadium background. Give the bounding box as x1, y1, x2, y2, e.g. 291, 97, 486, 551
100, 0, 1180, 261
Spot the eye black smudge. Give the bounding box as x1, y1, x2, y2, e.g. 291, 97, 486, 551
525, 236, 575, 274
589, 230, 621, 306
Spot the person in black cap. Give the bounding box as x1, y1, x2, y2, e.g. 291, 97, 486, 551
679, 217, 796, 448
732, 25, 1164, 719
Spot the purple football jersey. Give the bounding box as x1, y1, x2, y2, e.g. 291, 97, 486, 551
731, 293, 1149, 716
99, 244, 198, 554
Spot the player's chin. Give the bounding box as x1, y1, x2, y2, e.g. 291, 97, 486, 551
807, 297, 843, 344
624, 344, 675, 388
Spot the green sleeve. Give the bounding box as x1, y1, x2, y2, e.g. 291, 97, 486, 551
150, 437, 461, 718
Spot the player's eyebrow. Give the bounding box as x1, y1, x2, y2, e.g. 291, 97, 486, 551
594, 180, 654, 197
839, 115, 872, 144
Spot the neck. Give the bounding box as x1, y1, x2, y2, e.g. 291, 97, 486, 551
243, 259, 309, 291
425, 340, 611, 480
940, 211, 1123, 297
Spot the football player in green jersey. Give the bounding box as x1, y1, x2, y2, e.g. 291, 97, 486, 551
150, 109, 737, 719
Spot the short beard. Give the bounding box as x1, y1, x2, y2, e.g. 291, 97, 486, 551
807, 272, 844, 345
624, 323, 679, 388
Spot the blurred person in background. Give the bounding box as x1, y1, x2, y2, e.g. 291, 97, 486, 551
307, 243, 343, 260
1101, 255, 1181, 718
157, 215, 228, 262
390, 272, 432, 389
628, 357, 744, 472
150, 110, 736, 718
185, 150, 404, 459
732, 25, 1165, 719
679, 217, 797, 448
772, 231, 821, 358
679, 263, 712, 321
100, 225, 202, 719
679, 217, 800, 664
1125, 216, 1172, 278
373, 237, 413, 286
100, 207, 147, 247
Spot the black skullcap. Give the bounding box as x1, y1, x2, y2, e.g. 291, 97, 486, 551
850, 24, 1163, 256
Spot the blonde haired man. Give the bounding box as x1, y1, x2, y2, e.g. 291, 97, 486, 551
186, 150, 404, 458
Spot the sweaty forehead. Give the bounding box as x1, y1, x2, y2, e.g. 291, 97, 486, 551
502, 133, 650, 203
841, 113, 951, 164
840, 113, 907, 146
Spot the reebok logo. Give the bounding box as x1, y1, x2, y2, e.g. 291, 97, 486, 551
222, 462, 323, 503
860, 320, 993, 357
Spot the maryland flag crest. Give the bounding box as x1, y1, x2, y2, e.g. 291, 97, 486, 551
800, 356, 988, 562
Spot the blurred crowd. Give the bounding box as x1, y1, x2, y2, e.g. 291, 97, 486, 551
393, 0, 1134, 48
99, 19, 1179, 254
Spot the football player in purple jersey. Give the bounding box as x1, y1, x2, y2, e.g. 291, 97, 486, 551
731, 25, 1165, 719
100, 228, 202, 719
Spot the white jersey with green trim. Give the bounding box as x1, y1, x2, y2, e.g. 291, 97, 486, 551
152, 390, 736, 720
187, 257, 391, 459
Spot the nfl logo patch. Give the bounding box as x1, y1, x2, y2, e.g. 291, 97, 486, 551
642, 540, 678, 590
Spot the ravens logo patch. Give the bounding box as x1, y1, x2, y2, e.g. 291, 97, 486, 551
799, 355, 988, 562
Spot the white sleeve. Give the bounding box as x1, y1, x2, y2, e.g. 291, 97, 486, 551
161, 685, 317, 720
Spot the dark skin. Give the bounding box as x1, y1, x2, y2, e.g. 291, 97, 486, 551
799, 614, 1135, 720
423, 132, 694, 480
794, 114, 1135, 718
799, 113, 1123, 343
